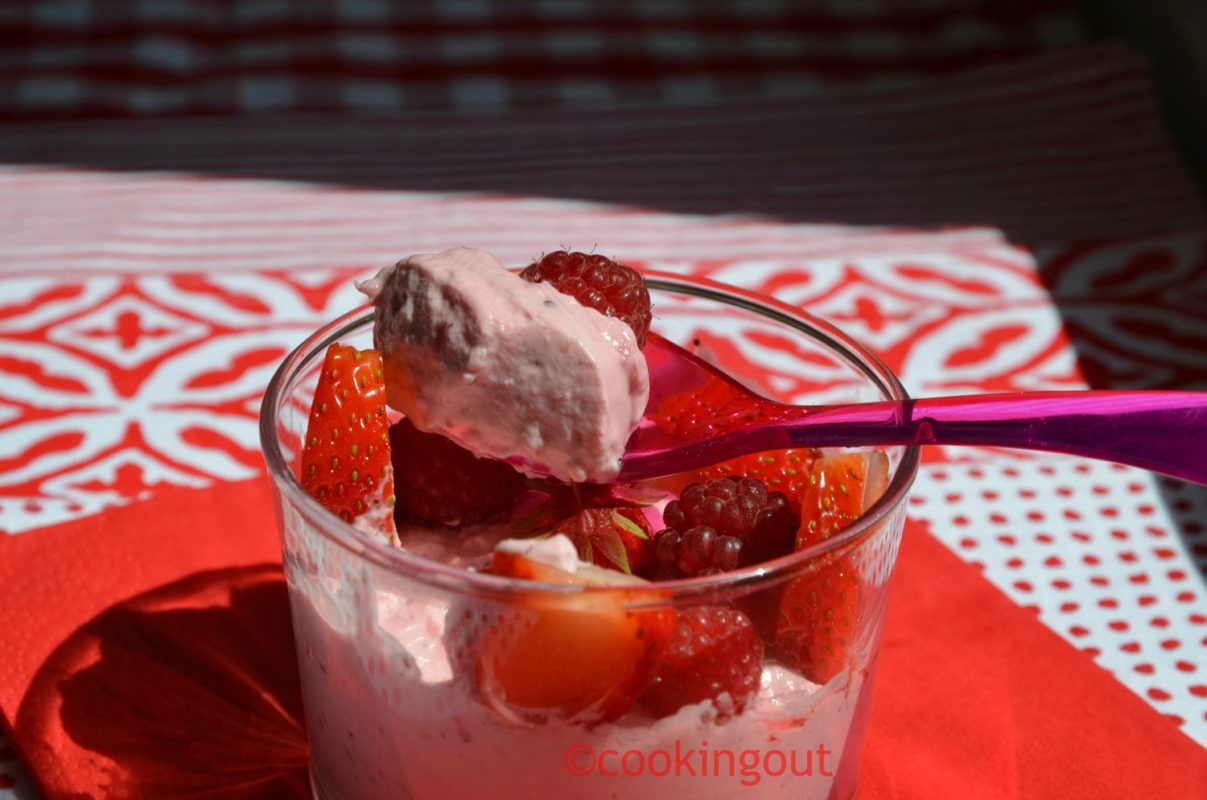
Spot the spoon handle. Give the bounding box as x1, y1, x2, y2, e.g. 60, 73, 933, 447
783, 391, 1207, 484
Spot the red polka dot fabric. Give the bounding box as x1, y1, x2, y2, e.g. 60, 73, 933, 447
912, 460, 1207, 740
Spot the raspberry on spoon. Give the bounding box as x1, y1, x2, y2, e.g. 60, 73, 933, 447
520, 250, 652, 347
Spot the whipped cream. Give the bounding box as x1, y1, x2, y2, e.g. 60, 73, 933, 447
494, 534, 580, 573
358, 247, 649, 483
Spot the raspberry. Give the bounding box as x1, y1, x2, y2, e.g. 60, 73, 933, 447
520, 250, 652, 347
652, 527, 741, 578
640, 606, 764, 718
389, 418, 524, 527
653, 477, 795, 578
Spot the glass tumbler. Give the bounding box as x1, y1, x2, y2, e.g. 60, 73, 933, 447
260, 272, 919, 800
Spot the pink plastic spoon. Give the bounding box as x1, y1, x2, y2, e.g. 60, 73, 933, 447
616, 333, 1207, 485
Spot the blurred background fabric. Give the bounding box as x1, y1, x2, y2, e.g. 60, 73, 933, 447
0, 0, 1091, 118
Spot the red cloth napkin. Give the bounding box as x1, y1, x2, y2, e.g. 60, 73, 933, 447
1, 478, 1204, 798
862, 526, 1207, 799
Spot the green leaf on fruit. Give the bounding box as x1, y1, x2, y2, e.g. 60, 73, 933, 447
591, 530, 632, 575
611, 511, 649, 540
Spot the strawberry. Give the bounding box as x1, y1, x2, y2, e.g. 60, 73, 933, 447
796, 451, 889, 549
549, 506, 655, 577
640, 606, 763, 719
520, 250, 652, 346
771, 553, 861, 684
646, 374, 798, 440
300, 344, 394, 530
651, 448, 821, 513
450, 542, 674, 724
771, 451, 890, 683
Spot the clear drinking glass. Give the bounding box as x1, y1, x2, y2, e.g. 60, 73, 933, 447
260, 272, 919, 800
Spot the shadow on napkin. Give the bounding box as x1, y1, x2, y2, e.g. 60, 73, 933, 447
14, 564, 310, 799
1033, 240, 1207, 588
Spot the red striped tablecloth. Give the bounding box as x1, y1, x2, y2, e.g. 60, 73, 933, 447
1, 3, 1206, 797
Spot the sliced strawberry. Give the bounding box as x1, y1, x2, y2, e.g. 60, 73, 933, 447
645, 370, 814, 512
796, 451, 889, 549
771, 554, 861, 684
640, 606, 763, 719
452, 541, 674, 724
771, 451, 890, 683
646, 376, 798, 440
650, 448, 821, 513
548, 506, 655, 577
300, 344, 394, 530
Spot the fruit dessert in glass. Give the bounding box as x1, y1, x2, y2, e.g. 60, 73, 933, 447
261, 248, 918, 800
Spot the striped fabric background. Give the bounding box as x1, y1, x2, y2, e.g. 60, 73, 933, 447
2, 44, 1202, 253
0, 0, 1086, 118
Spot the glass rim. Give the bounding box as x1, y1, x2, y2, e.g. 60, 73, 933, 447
259, 269, 920, 601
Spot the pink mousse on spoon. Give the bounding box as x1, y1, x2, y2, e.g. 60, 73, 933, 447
357, 247, 648, 484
